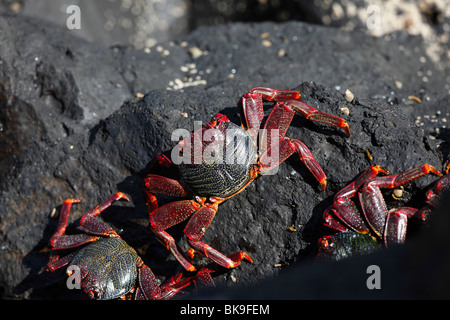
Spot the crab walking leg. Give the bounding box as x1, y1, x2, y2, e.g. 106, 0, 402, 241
139, 267, 215, 300
184, 204, 252, 269
144, 174, 189, 212
135, 261, 193, 300
149, 200, 201, 271
424, 171, 450, 208
135, 261, 162, 300
416, 173, 450, 222
291, 139, 327, 190
285, 100, 350, 137
240, 93, 264, 140
144, 176, 197, 271
239, 88, 300, 139
259, 137, 327, 190
259, 102, 295, 154
384, 207, 419, 247
158, 270, 200, 300
47, 252, 76, 271
78, 192, 130, 236
359, 164, 442, 237
50, 193, 130, 250
51, 198, 81, 238
323, 165, 389, 233
335, 166, 390, 199
49, 199, 99, 250
191, 268, 216, 291
247, 87, 301, 101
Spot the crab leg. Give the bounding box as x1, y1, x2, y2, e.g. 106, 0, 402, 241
137, 267, 215, 300
149, 200, 201, 271
144, 177, 200, 271
239, 87, 300, 140
241, 87, 349, 190
50, 193, 129, 250
259, 136, 327, 190
78, 192, 129, 236
51, 198, 81, 239
47, 252, 76, 271
240, 87, 350, 139
323, 165, 389, 233
49, 199, 98, 250
144, 174, 189, 212
416, 171, 450, 222
184, 204, 253, 269
149, 200, 252, 271
135, 262, 163, 300
259, 102, 295, 154
241, 88, 350, 136
384, 207, 419, 247
247, 87, 302, 101
190, 267, 216, 291
292, 139, 327, 190
134, 260, 194, 300
240, 93, 264, 140
284, 100, 350, 137
359, 164, 442, 238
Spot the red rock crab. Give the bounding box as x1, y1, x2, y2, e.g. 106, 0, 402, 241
319, 164, 442, 259
47, 192, 196, 299
144, 87, 350, 271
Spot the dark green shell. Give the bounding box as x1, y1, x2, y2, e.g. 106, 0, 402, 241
70, 237, 140, 300
318, 231, 382, 261
178, 121, 257, 197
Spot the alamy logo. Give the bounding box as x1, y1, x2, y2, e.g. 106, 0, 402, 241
66, 5, 81, 30
366, 5, 382, 30
66, 265, 81, 290
366, 265, 381, 289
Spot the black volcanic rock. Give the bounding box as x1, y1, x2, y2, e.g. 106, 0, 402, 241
0, 11, 448, 299
7, 81, 444, 299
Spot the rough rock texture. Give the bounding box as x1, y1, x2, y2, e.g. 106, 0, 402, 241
0, 7, 449, 299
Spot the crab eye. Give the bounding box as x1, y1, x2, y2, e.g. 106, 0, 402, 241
211, 113, 226, 125
87, 288, 100, 300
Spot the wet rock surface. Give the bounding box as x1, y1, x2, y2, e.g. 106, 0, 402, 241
0, 4, 449, 299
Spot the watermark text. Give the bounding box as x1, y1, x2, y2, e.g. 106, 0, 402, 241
66, 4, 81, 30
